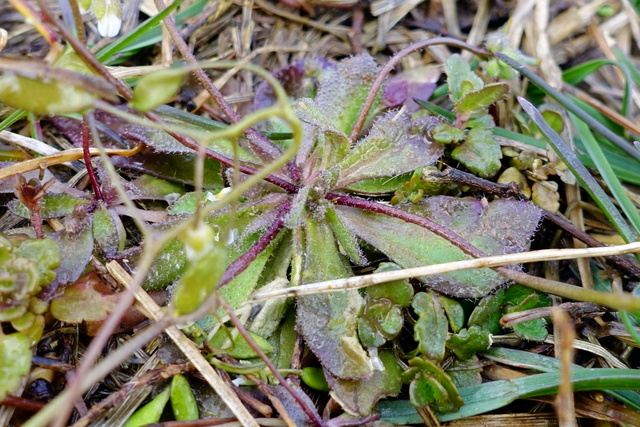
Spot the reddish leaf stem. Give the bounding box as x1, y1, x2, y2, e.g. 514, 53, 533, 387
348, 37, 490, 143
217, 198, 292, 289
0, 395, 45, 412
82, 116, 104, 201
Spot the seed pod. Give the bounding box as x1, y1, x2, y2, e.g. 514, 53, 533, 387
170, 374, 199, 421
171, 242, 226, 316
130, 69, 185, 112
123, 386, 170, 427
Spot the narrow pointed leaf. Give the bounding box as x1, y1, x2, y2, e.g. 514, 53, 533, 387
518, 97, 637, 242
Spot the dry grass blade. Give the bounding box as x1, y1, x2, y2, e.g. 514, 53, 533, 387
0, 145, 143, 180
551, 308, 577, 427
251, 242, 640, 300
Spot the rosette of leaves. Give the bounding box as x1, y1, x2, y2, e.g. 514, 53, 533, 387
133, 55, 543, 417
0, 233, 60, 400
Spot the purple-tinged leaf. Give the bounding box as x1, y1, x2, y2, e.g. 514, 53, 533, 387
383, 67, 439, 112
96, 111, 256, 161
47, 211, 93, 290
296, 217, 372, 379
111, 152, 223, 188
268, 383, 318, 427
335, 197, 542, 298
335, 111, 442, 188
254, 58, 335, 110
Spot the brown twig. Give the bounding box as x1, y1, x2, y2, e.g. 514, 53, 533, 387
551, 308, 577, 427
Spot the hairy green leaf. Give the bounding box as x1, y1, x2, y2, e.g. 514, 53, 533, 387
296, 217, 371, 379
336, 111, 442, 188
454, 82, 509, 115
451, 127, 502, 178
335, 197, 541, 297
444, 54, 484, 103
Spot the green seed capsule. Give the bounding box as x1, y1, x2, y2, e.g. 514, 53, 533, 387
130, 69, 185, 112
300, 367, 329, 392
123, 386, 170, 427
170, 374, 199, 421
171, 242, 226, 316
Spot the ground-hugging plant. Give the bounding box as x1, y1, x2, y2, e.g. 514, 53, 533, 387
3, 12, 640, 424
115, 54, 544, 419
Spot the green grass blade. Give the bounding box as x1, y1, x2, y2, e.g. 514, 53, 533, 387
612, 45, 640, 87
96, 0, 184, 63
482, 347, 640, 410
571, 114, 640, 234
563, 59, 619, 85
496, 52, 640, 162
414, 99, 455, 120
0, 110, 28, 132
518, 97, 637, 242
96, 0, 204, 64
563, 59, 632, 117
377, 368, 640, 423
574, 138, 640, 185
